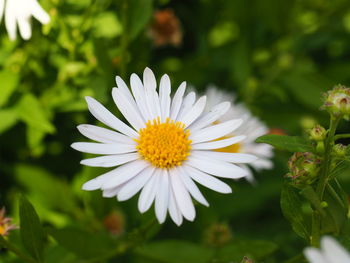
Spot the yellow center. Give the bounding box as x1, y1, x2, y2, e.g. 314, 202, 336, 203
0, 225, 6, 236
136, 117, 191, 169
215, 136, 241, 153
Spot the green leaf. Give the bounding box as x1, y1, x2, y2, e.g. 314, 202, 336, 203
16, 94, 55, 133
0, 108, 18, 134
136, 240, 214, 263
217, 240, 278, 261
256, 134, 313, 152
19, 196, 46, 262
48, 227, 116, 260
300, 186, 325, 216
15, 164, 78, 214
127, 0, 153, 40
93, 12, 123, 38
280, 184, 309, 240
0, 70, 19, 107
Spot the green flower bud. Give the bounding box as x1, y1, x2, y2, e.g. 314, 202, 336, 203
286, 152, 320, 185
323, 85, 350, 120
309, 125, 327, 141
204, 222, 232, 247
241, 257, 254, 263
333, 144, 347, 157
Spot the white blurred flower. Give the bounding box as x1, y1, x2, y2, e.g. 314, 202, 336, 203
72, 68, 257, 225
304, 236, 350, 263
0, 0, 50, 40
205, 87, 273, 182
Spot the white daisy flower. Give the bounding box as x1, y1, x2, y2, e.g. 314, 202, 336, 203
304, 236, 350, 263
0, 0, 50, 40
71, 68, 257, 225
205, 86, 273, 182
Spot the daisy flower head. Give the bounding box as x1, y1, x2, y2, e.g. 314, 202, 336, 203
205, 86, 274, 182
0, 0, 50, 40
0, 207, 17, 236
304, 236, 350, 263
72, 68, 257, 226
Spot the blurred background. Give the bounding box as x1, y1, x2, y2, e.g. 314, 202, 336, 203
1, 0, 350, 262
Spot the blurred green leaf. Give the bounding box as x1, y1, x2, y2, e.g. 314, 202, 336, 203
16, 94, 55, 134
0, 108, 18, 134
19, 196, 46, 262
280, 184, 309, 240
136, 240, 214, 263
93, 12, 123, 38
0, 70, 19, 107
16, 164, 78, 214
48, 227, 116, 260
256, 135, 313, 152
127, 0, 153, 40
217, 240, 278, 261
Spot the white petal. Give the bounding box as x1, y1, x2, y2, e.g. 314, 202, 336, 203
143, 68, 161, 120
178, 167, 209, 207
304, 248, 327, 263
112, 88, 145, 131
85, 96, 138, 138
159, 74, 171, 121
31, 0, 50, 24
187, 155, 248, 179
130, 73, 151, 120
155, 170, 169, 223
117, 166, 155, 201
188, 102, 231, 132
115, 76, 138, 109
180, 96, 207, 128
322, 236, 350, 263
191, 151, 258, 164
17, 17, 31, 40
170, 82, 186, 120
183, 165, 232, 193
5, 2, 17, 40
191, 135, 246, 150
176, 92, 196, 122
102, 185, 123, 198
80, 153, 139, 167
138, 170, 161, 213
101, 160, 149, 190
168, 183, 183, 226
169, 168, 196, 221
190, 119, 243, 144
77, 124, 135, 144
71, 142, 136, 155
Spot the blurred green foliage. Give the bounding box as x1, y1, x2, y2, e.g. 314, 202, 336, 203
1, 0, 350, 262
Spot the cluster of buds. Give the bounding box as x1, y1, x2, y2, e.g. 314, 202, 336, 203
286, 152, 321, 185
203, 222, 232, 247
333, 144, 347, 158
0, 207, 17, 236
322, 85, 350, 120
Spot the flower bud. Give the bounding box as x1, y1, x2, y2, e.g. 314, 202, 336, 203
323, 85, 350, 120
309, 125, 326, 141
0, 207, 17, 236
333, 144, 347, 157
286, 152, 320, 185
241, 257, 254, 263
204, 222, 232, 247
103, 210, 125, 236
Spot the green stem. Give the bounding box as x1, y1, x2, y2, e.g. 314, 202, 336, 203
334, 133, 350, 140
0, 236, 36, 263
310, 116, 341, 246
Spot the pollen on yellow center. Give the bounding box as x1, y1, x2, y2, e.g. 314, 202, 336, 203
136, 117, 192, 169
